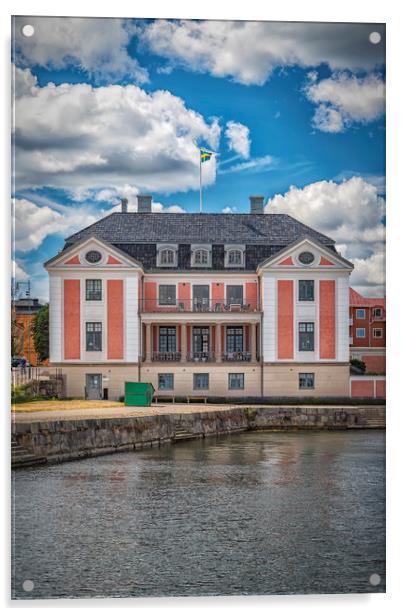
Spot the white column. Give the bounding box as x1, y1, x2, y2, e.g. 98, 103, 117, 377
145, 323, 151, 362
181, 324, 187, 362
251, 323, 257, 362
216, 323, 222, 362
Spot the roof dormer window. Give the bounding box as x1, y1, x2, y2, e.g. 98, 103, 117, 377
225, 245, 245, 268
157, 244, 178, 267
191, 244, 211, 268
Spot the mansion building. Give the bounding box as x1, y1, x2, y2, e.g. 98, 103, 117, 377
45, 195, 353, 400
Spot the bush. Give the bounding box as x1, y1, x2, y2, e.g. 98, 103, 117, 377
11, 384, 32, 404
350, 358, 366, 373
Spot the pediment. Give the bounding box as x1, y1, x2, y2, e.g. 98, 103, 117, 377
257, 236, 353, 272
45, 236, 143, 271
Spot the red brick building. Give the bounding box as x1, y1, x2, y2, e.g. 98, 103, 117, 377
349, 288, 386, 374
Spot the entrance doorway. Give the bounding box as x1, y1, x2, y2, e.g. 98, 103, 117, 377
85, 373, 102, 400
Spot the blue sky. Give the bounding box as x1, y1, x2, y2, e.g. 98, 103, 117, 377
12, 17, 385, 298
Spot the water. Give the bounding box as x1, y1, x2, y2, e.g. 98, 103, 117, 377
12, 430, 385, 598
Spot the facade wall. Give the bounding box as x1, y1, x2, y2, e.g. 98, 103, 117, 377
262, 270, 350, 364
263, 363, 350, 397
362, 354, 386, 373
141, 363, 262, 398
350, 377, 385, 398
52, 364, 139, 400
49, 268, 140, 365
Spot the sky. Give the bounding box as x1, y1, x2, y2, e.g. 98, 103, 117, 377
11, 17, 385, 299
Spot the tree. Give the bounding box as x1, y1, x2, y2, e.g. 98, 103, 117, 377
32, 304, 49, 363
11, 319, 24, 357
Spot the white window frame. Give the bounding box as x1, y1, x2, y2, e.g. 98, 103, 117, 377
228, 373, 245, 390
373, 308, 383, 318
299, 373, 315, 390
191, 244, 212, 268
193, 373, 210, 390
157, 244, 178, 267
373, 328, 383, 338
356, 328, 366, 338
356, 308, 366, 320
158, 373, 174, 390
224, 244, 245, 268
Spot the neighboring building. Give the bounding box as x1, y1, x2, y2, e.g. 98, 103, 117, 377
12, 297, 46, 366
45, 195, 354, 400
349, 288, 386, 374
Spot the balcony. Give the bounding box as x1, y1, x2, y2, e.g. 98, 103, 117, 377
140, 299, 259, 313
222, 351, 252, 362
187, 352, 216, 362
152, 352, 181, 362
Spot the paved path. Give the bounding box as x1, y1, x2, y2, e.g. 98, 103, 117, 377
11, 402, 380, 424
11, 403, 246, 423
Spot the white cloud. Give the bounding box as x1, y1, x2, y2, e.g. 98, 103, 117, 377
219, 154, 275, 175
305, 73, 385, 132
13, 198, 97, 252
225, 121, 250, 159
140, 20, 384, 86
13, 65, 38, 98
311, 105, 345, 133
12, 259, 28, 280
348, 250, 385, 296
14, 16, 147, 84
222, 206, 237, 213
266, 176, 385, 294
13, 72, 221, 196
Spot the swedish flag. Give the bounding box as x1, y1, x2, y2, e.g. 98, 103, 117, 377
200, 149, 213, 163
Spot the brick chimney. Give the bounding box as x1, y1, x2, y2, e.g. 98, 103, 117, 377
137, 194, 152, 213
249, 195, 265, 214
121, 198, 128, 213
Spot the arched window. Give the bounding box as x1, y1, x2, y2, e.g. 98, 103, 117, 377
160, 248, 175, 265
191, 245, 211, 267
194, 249, 209, 265
228, 249, 243, 265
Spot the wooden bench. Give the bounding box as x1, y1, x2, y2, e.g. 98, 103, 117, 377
154, 395, 176, 404
186, 395, 207, 404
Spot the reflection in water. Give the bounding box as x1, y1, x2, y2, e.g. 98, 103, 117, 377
12, 431, 385, 598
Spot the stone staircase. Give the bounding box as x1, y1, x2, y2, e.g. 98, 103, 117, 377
173, 422, 197, 442
11, 439, 47, 468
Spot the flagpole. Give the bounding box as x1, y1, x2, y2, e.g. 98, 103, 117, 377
199, 149, 202, 213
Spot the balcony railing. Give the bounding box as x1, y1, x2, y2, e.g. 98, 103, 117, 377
144, 351, 254, 362
152, 351, 181, 362
140, 298, 259, 313
222, 351, 252, 362
187, 352, 216, 362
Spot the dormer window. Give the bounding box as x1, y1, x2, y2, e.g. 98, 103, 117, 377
228, 250, 242, 265
225, 245, 245, 268
157, 244, 178, 267
191, 244, 211, 268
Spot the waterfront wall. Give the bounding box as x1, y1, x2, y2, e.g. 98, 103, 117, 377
12, 405, 385, 467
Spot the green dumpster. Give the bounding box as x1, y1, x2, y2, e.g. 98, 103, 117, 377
124, 381, 155, 406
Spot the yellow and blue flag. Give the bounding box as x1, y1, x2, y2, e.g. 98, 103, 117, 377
200, 149, 213, 163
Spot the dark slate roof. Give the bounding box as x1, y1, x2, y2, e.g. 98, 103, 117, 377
63, 212, 336, 272
65, 212, 335, 245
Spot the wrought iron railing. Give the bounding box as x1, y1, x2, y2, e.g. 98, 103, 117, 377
187, 352, 216, 362
222, 351, 252, 362
152, 351, 181, 362
140, 298, 258, 313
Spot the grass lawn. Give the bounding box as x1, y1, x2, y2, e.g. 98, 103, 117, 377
12, 399, 122, 413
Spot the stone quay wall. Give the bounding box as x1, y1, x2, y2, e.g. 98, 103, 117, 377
12, 405, 385, 468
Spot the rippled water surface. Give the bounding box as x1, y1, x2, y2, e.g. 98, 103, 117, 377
12, 430, 385, 598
